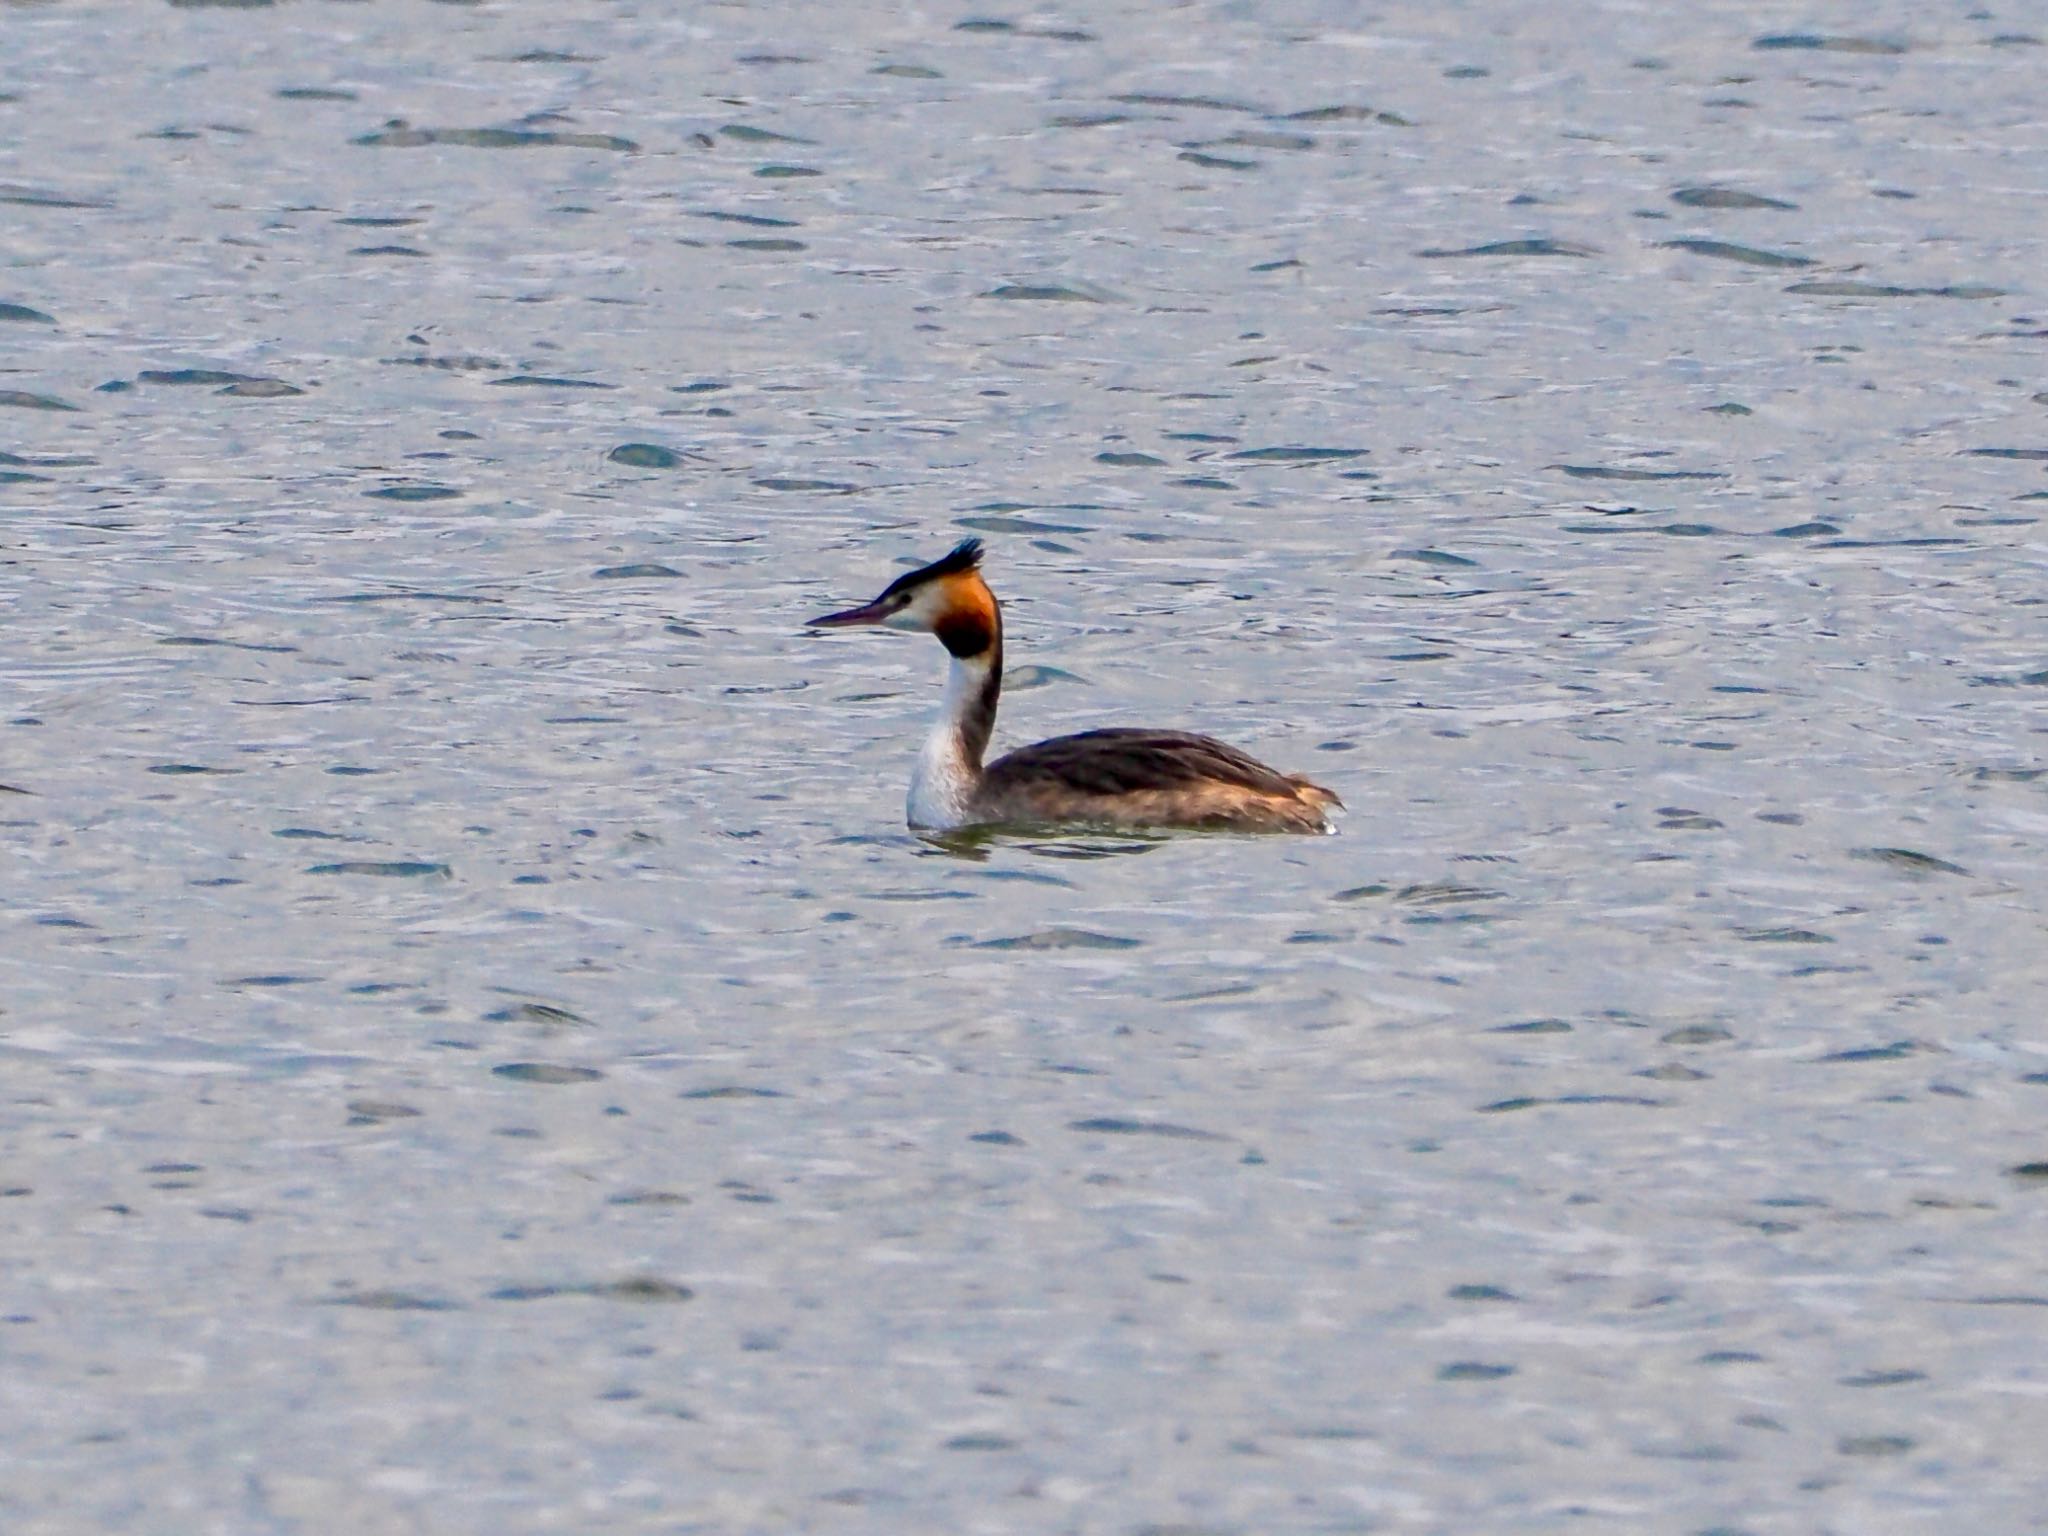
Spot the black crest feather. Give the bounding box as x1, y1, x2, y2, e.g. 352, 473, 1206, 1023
880, 537, 984, 599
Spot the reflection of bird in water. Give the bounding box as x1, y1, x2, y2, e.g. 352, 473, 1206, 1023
808, 539, 1341, 833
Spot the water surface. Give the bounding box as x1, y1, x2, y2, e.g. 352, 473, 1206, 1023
4, 2, 2045, 1530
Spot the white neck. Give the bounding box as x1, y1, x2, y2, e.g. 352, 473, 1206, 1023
906, 654, 990, 830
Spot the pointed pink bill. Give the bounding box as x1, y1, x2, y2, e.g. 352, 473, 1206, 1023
807, 597, 892, 628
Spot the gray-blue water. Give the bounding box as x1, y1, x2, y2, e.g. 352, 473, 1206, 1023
4, 3, 2045, 1530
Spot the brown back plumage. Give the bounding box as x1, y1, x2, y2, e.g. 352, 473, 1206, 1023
976, 728, 1341, 832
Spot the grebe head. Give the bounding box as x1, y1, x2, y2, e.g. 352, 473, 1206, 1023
807, 537, 998, 657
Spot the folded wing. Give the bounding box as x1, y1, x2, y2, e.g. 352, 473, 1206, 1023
978, 728, 1340, 830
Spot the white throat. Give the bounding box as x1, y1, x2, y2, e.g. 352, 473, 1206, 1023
906, 654, 988, 830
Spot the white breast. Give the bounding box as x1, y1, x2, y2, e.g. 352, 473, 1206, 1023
905, 656, 986, 829
907, 725, 977, 829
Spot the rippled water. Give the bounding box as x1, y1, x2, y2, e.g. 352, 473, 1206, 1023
5, 2, 2046, 1530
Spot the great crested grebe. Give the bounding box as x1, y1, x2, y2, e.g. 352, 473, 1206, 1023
807, 539, 1341, 833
